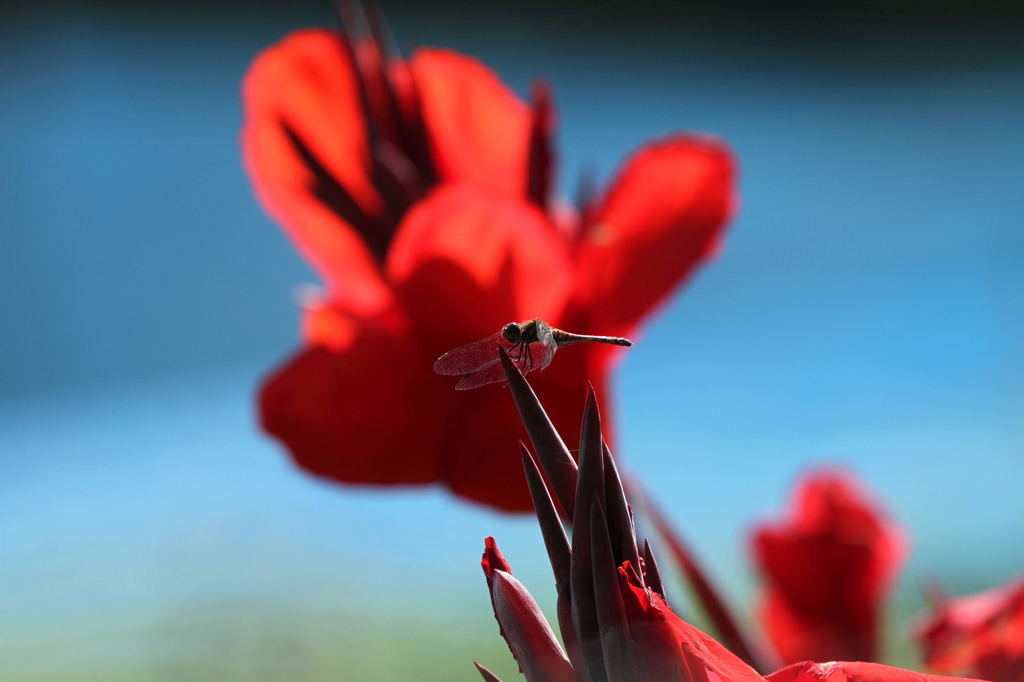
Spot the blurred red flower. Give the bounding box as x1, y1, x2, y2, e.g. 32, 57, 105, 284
917, 576, 1024, 682
751, 471, 908, 664
241, 20, 736, 511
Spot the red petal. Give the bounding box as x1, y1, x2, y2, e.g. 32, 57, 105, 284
617, 565, 765, 682
258, 314, 444, 485
242, 29, 392, 316
576, 135, 737, 338
412, 49, 532, 198
766, 661, 988, 682
385, 183, 575, 358
752, 471, 908, 664
491, 570, 579, 682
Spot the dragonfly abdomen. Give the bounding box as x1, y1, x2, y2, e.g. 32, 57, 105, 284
552, 330, 633, 348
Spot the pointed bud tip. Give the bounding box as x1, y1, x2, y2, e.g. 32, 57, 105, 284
482, 537, 511, 581
583, 383, 602, 422
474, 662, 504, 682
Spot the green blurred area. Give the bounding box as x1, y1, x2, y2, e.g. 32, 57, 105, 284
0, 586, 955, 681
2, 606, 522, 681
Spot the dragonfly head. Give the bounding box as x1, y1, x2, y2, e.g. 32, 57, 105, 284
501, 322, 523, 343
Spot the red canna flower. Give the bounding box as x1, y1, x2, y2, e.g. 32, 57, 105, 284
241, 9, 736, 511
475, 355, 980, 682
916, 576, 1024, 682
751, 471, 909, 664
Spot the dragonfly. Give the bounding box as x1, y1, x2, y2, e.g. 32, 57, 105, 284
434, 319, 633, 390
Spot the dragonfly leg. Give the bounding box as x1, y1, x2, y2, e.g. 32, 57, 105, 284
509, 340, 525, 363
500, 340, 517, 361
524, 344, 534, 372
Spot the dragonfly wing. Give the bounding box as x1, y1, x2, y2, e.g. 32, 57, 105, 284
538, 340, 557, 370
454, 360, 506, 390
454, 333, 536, 387
434, 332, 505, 376
534, 321, 558, 371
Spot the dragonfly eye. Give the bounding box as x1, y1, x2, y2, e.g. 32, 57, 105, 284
501, 323, 522, 342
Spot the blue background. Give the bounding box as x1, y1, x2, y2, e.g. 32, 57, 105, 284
1, 3, 1022, 679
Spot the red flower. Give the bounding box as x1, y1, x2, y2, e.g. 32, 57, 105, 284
917, 576, 1024, 682
751, 471, 909, 664
475, 359, 979, 682
241, 15, 736, 511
